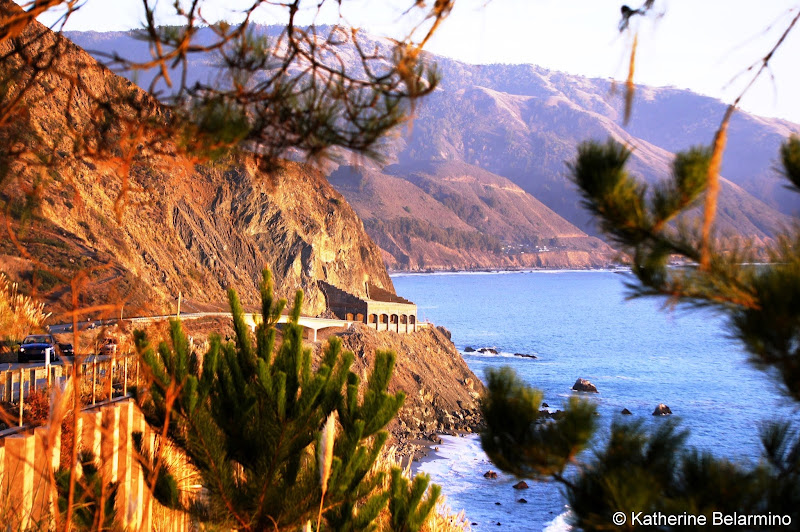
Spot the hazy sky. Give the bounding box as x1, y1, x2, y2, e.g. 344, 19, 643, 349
28, 0, 800, 124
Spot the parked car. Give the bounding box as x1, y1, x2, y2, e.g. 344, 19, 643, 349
58, 342, 74, 357
18, 334, 61, 363
99, 337, 118, 357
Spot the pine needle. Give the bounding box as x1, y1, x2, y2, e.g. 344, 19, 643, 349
700, 105, 733, 270
624, 33, 638, 126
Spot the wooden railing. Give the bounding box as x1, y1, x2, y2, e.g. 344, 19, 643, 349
0, 354, 140, 431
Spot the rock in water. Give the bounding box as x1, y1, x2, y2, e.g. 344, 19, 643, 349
484, 470, 498, 479
653, 404, 673, 416
517, 498, 528, 504
478, 347, 499, 354
572, 378, 599, 393
514, 353, 537, 359
621, 408, 633, 415
541, 402, 549, 408
512, 481, 529, 489
464, 346, 476, 352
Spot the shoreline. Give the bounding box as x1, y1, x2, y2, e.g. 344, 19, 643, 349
389, 265, 629, 276
399, 429, 476, 472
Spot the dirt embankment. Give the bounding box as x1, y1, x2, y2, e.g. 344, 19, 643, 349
333, 324, 484, 457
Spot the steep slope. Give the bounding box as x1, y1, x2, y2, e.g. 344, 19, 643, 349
62, 26, 799, 266
329, 161, 614, 270
429, 61, 800, 217
0, 2, 392, 317
401, 79, 797, 238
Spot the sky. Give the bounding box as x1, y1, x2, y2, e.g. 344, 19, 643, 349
27, 0, 800, 124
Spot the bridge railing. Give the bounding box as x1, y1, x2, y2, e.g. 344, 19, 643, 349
0, 354, 140, 433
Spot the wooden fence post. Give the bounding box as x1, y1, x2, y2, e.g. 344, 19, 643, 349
92, 359, 97, 405
4, 370, 12, 402
18, 368, 24, 427
123, 356, 128, 396
108, 356, 115, 400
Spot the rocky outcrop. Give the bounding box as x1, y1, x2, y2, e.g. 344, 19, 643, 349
572, 378, 599, 393
0, 4, 393, 318
335, 325, 484, 455
621, 408, 633, 415
653, 404, 673, 416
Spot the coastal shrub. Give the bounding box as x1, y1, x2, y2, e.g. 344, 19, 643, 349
480, 136, 800, 528
134, 269, 441, 531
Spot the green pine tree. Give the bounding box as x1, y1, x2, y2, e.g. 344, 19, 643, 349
480, 136, 800, 530
55, 451, 118, 531
134, 269, 440, 531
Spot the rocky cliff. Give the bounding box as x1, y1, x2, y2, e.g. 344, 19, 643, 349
0, 2, 486, 455
0, 0, 392, 317
334, 324, 484, 455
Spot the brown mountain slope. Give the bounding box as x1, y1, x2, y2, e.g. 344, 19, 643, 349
400, 69, 798, 238
330, 161, 614, 270
0, 1, 392, 317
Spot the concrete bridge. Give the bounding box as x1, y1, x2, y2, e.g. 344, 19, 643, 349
50, 312, 422, 343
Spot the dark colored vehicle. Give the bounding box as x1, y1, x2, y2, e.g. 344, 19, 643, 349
59, 343, 74, 357
18, 334, 61, 364
99, 337, 118, 357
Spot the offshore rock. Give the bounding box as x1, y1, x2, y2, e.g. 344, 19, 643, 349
653, 404, 673, 416
484, 471, 498, 479
513, 481, 529, 490
621, 408, 633, 415
572, 378, 598, 393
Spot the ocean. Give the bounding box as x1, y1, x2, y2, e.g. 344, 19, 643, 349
392, 270, 798, 531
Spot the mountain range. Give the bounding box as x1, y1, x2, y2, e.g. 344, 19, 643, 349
63, 26, 800, 272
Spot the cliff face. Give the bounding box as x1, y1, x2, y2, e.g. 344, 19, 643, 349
0, 1, 392, 317
335, 325, 484, 452
329, 162, 615, 271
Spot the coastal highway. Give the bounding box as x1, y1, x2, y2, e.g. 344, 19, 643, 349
47, 312, 356, 342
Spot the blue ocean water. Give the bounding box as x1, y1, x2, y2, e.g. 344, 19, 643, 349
392, 270, 799, 531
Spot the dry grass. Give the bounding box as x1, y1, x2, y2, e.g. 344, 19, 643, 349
0, 272, 51, 343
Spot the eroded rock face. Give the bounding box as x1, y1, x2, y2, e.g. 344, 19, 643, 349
0, 6, 393, 317
335, 325, 485, 453
572, 378, 598, 393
